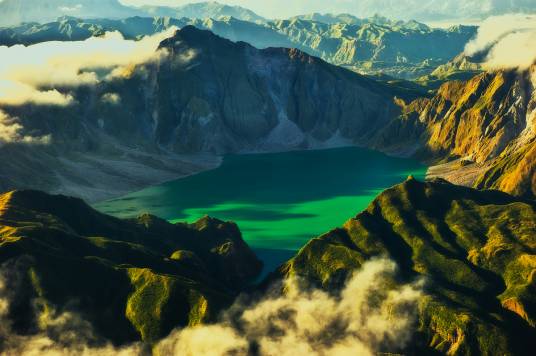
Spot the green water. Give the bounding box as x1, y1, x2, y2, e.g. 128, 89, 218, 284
95, 147, 426, 270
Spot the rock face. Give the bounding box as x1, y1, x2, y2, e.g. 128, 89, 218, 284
0, 189, 262, 343
0, 26, 407, 201
269, 19, 477, 79
278, 178, 536, 355
374, 65, 536, 198
0, 25, 532, 200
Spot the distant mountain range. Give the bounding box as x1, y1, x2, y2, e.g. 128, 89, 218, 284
0, 0, 266, 27
140, 1, 265, 23
336, 0, 536, 21
0, 15, 477, 79
0, 0, 141, 26
1, 0, 535, 27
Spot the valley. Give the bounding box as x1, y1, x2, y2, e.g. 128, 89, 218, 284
0, 1, 534, 355
95, 147, 426, 271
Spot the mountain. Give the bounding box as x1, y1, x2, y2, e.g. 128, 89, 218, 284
292, 13, 431, 29
0, 26, 414, 202
269, 19, 476, 79
140, 1, 266, 23
277, 177, 536, 355
341, 0, 536, 22
0, 189, 262, 343
0, 15, 477, 80
373, 65, 536, 198
0, 0, 142, 27
1, 178, 533, 353
0, 16, 190, 45
417, 52, 483, 89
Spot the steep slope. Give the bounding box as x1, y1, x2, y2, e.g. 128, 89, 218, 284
278, 177, 536, 355
0, 26, 409, 201
417, 52, 483, 89
0, 0, 142, 27
374, 65, 536, 198
269, 19, 476, 79
0, 189, 262, 343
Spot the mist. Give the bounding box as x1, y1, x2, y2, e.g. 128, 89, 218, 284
0, 27, 177, 108
464, 14, 536, 70
0, 258, 424, 355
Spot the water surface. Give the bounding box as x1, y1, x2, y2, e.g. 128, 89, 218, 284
95, 147, 426, 271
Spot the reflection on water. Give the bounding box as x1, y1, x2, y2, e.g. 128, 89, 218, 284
95, 147, 426, 267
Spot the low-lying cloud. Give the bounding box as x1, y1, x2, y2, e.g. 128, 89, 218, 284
159, 258, 423, 356
0, 257, 424, 355
0, 27, 177, 108
465, 14, 536, 70
0, 110, 51, 146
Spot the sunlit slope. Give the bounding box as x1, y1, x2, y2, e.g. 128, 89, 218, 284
279, 177, 536, 355
0, 190, 262, 343
374, 65, 536, 198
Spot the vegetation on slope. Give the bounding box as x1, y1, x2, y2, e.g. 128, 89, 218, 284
0, 190, 262, 343
278, 177, 536, 355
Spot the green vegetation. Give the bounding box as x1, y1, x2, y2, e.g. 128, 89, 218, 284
279, 177, 536, 355
0, 190, 261, 343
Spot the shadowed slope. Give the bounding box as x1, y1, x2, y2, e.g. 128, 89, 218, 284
0, 190, 262, 343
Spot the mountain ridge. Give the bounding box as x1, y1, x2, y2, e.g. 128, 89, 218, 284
0, 26, 412, 202
276, 177, 536, 355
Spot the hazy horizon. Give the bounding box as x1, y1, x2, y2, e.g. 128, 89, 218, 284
118, 0, 536, 20
119, 0, 362, 19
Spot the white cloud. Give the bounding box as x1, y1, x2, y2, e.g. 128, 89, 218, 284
101, 93, 122, 105
0, 110, 51, 146
464, 14, 536, 70
0, 257, 424, 355
0, 27, 178, 108
158, 258, 424, 356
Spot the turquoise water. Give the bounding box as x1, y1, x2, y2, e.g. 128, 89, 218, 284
95, 147, 426, 271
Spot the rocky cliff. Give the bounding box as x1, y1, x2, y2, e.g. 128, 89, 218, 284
0, 26, 407, 201
374, 65, 536, 198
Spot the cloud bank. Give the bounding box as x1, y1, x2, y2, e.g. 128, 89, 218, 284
0, 257, 424, 355
0, 27, 177, 108
465, 14, 536, 70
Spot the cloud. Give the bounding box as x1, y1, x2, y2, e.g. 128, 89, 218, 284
464, 14, 536, 70
0, 110, 51, 146
101, 93, 122, 106
0, 27, 178, 108
158, 258, 424, 356
0, 257, 423, 355
0, 257, 142, 356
